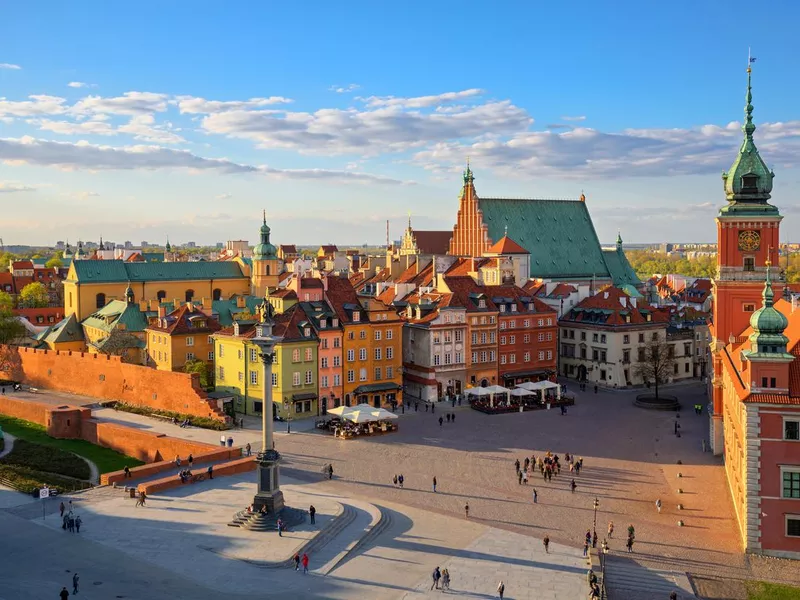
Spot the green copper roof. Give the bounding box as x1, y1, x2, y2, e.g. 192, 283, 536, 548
478, 198, 612, 280
253, 210, 278, 260
603, 249, 642, 287
44, 313, 83, 344
720, 66, 778, 216
212, 295, 264, 326
82, 300, 149, 333
70, 260, 245, 283
745, 265, 792, 359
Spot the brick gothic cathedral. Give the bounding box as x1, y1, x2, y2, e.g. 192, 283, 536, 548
710, 63, 800, 558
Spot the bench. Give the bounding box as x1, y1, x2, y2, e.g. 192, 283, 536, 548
28, 387, 39, 393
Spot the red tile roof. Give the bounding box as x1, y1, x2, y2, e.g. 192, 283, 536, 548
411, 230, 452, 255
561, 286, 667, 327
146, 304, 222, 335
319, 245, 338, 254
12, 260, 33, 270
485, 235, 529, 255
13, 307, 64, 324
279, 245, 297, 254
273, 304, 316, 341
270, 289, 298, 300
325, 276, 362, 324
444, 257, 490, 276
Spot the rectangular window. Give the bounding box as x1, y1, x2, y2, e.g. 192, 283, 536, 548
547, 350, 552, 360
592, 333, 598, 342
386, 330, 393, 340
547, 318, 552, 326
218, 366, 225, 380
523, 334, 530, 343
353, 312, 360, 322
248, 348, 256, 362
538, 333, 545, 342
238, 372, 244, 382
639, 333, 645, 343
272, 373, 278, 386
207, 336, 214, 344
490, 331, 496, 343
374, 330, 382, 340
509, 320, 516, 329
250, 370, 258, 385
771, 377, 777, 388
305, 370, 313, 384
523, 319, 530, 328
321, 357, 329, 368
292, 349, 300, 362
785, 420, 800, 441
685, 362, 690, 373
305, 348, 313, 361
186, 336, 194, 347
593, 350, 599, 361
580, 331, 586, 341
499, 322, 506, 330
472, 333, 478, 344
322, 338, 328, 349
623, 349, 630, 363
359, 348, 367, 361
333, 355, 341, 367
293, 372, 301, 386
783, 470, 800, 499
238, 349, 243, 360
489, 350, 495, 362
501, 355, 507, 365
501, 336, 507, 345
386, 366, 393, 379
455, 330, 462, 342
480, 351, 487, 363
444, 331, 452, 343
510, 354, 516, 364
208, 351, 214, 360
538, 319, 544, 327
347, 370, 355, 383
333, 337, 341, 348
347, 349, 355, 362
374, 367, 381, 380
386, 346, 394, 359
788, 517, 800, 538
524, 352, 530, 362
374, 348, 382, 360
434, 354, 441, 366
359, 368, 367, 381
333, 374, 341, 386
186, 352, 195, 361
471, 352, 478, 363
744, 256, 755, 271
510, 335, 516, 344
623, 335, 630, 344
359, 329, 366, 339
600, 334, 606, 343
455, 352, 462, 363
444, 353, 452, 365
538, 351, 545, 360
563, 329, 569, 338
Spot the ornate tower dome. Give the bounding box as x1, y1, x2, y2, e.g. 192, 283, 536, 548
746, 261, 792, 358
253, 210, 278, 260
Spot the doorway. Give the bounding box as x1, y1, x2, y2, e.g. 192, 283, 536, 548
373, 395, 381, 408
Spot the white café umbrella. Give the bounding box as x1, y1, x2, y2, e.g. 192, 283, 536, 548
464, 387, 492, 397
328, 405, 354, 417
370, 407, 399, 420
343, 408, 380, 424
511, 388, 534, 397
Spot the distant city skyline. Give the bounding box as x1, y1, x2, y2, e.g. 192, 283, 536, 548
1, 2, 799, 246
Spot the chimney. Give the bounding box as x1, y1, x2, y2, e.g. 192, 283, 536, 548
158, 306, 167, 318
149, 299, 158, 311
139, 300, 148, 312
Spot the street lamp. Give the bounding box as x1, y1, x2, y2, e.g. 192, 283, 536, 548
600, 539, 609, 600
251, 303, 285, 514
592, 497, 600, 539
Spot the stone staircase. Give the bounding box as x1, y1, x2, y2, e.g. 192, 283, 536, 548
227, 506, 307, 533
604, 555, 694, 599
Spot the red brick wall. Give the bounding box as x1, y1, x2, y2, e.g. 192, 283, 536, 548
102, 448, 238, 485
138, 456, 256, 495
0, 394, 50, 425
0, 345, 225, 421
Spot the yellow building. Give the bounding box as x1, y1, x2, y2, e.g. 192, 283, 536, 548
213, 305, 319, 419
251, 212, 281, 297
145, 303, 221, 372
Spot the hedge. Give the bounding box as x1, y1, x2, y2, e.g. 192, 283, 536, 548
0, 464, 91, 494
111, 402, 229, 431
1, 439, 90, 480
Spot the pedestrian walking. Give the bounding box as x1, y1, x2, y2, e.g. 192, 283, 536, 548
592, 530, 597, 548
608, 521, 614, 538
328, 463, 333, 479
585, 530, 592, 545
442, 568, 450, 590
293, 552, 300, 571
75, 515, 82, 533
277, 518, 283, 537
432, 476, 437, 493
309, 504, 316, 524
570, 479, 577, 493
426, 403, 429, 412
670, 592, 678, 600
207, 464, 214, 479
656, 498, 662, 513
431, 566, 441, 590
68, 515, 75, 533
301, 553, 309, 574
451, 413, 455, 423
60, 587, 69, 599
626, 535, 634, 553
524, 457, 530, 471
72, 573, 79, 595
187, 453, 194, 468
175, 455, 181, 467
583, 540, 589, 557
415, 402, 419, 411
393, 474, 398, 486
515, 459, 520, 473
543, 535, 550, 553
464, 502, 469, 518
59, 501, 65, 517
533, 488, 538, 503
446, 413, 451, 423
523, 471, 529, 485
518, 470, 523, 485
398, 474, 404, 488
497, 580, 505, 599
245, 443, 251, 456
438, 416, 443, 427
432, 403, 435, 414
594, 385, 598, 393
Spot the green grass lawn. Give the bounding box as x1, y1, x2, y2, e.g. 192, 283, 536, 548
748, 581, 800, 600
2, 439, 90, 479
0, 414, 144, 474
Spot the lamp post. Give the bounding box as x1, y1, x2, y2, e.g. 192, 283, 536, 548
251, 307, 284, 514
592, 497, 600, 538
600, 539, 609, 600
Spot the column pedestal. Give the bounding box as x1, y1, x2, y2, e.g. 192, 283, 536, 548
253, 450, 284, 514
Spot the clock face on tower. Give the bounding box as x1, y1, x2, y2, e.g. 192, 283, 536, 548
738, 230, 761, 252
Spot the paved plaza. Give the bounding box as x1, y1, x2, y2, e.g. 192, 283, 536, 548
4, 380, 800, 598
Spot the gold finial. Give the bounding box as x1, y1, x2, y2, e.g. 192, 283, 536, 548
504, 224, 508, 236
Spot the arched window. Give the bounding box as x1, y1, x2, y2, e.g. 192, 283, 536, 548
96, 293, 106, 309
185, 289, 194, 303
213, 288, 222, 301
265, 265, 271, 276
156, 290, 167, 301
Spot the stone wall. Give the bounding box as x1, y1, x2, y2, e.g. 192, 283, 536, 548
0, 345, 225, 421
138, 456, 256, 495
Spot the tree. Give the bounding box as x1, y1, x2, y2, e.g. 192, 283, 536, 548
0, 309, 25, 345
97, 329, 142, 362
184, 359, 212, 389
45, 256, 63, 269
0, 290, 12, 311
18, 282, 49, 308
633, 337, 677, 401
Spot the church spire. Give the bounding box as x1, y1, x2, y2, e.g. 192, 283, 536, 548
746, 256, 791, 358
463, 158, 474, 185
616, 230, 623, 251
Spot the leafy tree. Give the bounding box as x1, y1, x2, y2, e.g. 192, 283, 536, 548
0, 309, 25, 345
0, 291, 13, 311
0, 343, 24, 380
633, 337, 677, 401
184, 359, 212, 389
18, 282, 50, 308
45, 256, 63, 268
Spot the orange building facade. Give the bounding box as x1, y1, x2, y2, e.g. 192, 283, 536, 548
711, 66, 800, 558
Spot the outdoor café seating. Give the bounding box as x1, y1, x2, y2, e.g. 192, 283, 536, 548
325, 404, 399, 439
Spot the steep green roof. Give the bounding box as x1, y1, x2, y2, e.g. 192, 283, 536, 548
602, 249, 642, 288
44, 313, 84, 344
212, 295, 263, 326
478, 198, 611, 279
82, 300, 149, 333
70, 260, 245, 283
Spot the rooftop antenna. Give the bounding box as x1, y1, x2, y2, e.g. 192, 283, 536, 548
386, 219, 390, 248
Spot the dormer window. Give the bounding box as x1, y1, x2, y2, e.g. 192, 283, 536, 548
353, 311, 360, 322
528, 303, 534, 311
304, 327, 311, 337
499, 305, 506, 313
478, 299, 486, 309
741, 174, 758, 192
332, 318, 338, 327
511, 304, 517, 312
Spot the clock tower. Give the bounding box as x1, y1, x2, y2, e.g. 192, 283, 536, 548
710, 62, 781, 453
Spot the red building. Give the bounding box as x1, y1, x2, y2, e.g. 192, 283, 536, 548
711, 65, 800, 558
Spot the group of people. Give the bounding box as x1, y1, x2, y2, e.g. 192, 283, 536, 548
178, 469, 195, 484
170, 417, 191, 428
292, 552, 310, 573
59, 501, 81, 533
430, 566, 451, 591
392, 474, 405, 488
175, 454, 194, 468
58, 573, 79, 599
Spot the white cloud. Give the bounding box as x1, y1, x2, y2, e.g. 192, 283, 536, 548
70, 91, 168, 116
362, 88, 485, 109
562, 115, 586, 122
329, 84, 360, 94
67, 82, 95, 88
175, 95, 292, 114
216, 193, 232, 200
0, 136, 408, 184
0, 63, 21, 70
0, 95, 68, 117
118, 114, 184, 144
33, 117, 116, 136
200, 100, 532, 155
0, 181, 35, 193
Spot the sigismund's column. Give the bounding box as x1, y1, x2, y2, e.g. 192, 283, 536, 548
251, 310, 284, 514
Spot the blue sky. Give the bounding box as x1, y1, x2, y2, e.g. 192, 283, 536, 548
1, 1, 799, 247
